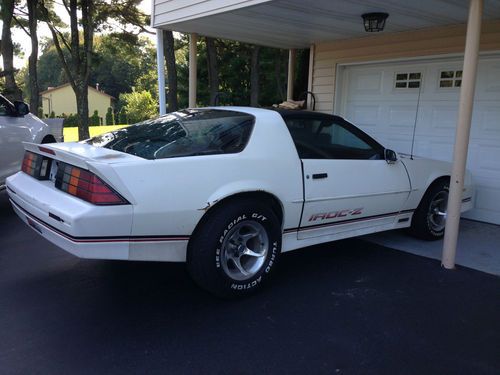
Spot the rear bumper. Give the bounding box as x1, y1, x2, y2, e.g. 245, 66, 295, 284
6, 172, 188, 262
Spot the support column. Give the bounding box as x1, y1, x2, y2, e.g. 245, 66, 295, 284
156, 29, 166, 115
287, 49, 296, 101
189, 33, 198, 108
442, 0, 483, 269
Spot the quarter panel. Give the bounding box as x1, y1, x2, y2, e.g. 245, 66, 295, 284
400, 156, 452, 209
112, 110, 304, 237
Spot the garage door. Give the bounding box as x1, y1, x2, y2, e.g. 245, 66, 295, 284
339, 55, 500, 224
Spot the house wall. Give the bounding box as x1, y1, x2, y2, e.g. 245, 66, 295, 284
311, 20, 500, 113
41, 86, 112, 124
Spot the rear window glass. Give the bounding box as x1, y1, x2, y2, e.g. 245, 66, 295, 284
85, 109, 255, 160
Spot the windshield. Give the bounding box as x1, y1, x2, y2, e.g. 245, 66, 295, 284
85, 109, 255, 160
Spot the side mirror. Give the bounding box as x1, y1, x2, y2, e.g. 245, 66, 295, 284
14, 101, 30, 116
384, 148, 398, 164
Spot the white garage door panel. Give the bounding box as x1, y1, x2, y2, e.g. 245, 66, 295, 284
341, 55, 500, 224
430, 104, 459, 130
476, 105, 500, 137
388, 105, 418, 128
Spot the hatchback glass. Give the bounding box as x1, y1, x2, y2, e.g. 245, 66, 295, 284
86, 109, 255, 160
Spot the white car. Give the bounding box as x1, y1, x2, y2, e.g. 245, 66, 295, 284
0, 94, 57, 188
6, 107, 473, 297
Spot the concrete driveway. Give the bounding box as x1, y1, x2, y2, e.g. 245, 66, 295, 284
1, 190, 499, 374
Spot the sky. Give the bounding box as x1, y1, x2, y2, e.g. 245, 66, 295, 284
9, 0, 154, 69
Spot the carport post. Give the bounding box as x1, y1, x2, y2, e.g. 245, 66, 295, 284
189, 33, 198, 108
287, 49, 296, 101
156, 29, 166, 115
442, 0, 483, 269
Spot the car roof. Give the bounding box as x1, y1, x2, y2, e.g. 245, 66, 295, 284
199, 106, 344, 122
267, 107, 343, 121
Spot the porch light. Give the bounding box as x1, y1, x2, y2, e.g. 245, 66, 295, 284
362, 12, 389, 32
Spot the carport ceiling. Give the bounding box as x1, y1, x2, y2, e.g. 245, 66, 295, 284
154, 0, 500, 49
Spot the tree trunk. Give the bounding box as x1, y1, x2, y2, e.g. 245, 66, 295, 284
163, 30, 178, 112
250, 45, 260, 107
76, 85, 90, 140
27, 0, 40, 113
78, 0, 93, 140
1, 0, 22, 101
206, 37, 219, 105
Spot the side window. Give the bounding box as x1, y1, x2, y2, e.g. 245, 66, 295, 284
285, 117, 383, 160
326, 125, 372, 150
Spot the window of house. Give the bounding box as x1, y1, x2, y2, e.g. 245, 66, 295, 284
284, 116, 384, 160
395, 72, 422, 89
439, 70, 462, 88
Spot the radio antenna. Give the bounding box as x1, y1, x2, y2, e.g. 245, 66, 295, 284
410, 76, 423, 160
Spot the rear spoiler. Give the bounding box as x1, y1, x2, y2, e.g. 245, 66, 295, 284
22, 142, 139, 204
24, 142, 89, 169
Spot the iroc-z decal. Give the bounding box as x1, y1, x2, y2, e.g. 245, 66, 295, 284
309, 208, 364, 222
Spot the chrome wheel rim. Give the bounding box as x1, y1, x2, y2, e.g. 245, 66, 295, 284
428, 190, 448, 232
220, 221, 269, 281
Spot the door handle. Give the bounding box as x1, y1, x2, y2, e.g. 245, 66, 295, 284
312, 173, 328, 179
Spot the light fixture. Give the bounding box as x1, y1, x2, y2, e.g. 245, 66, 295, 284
362, 12, 389, 32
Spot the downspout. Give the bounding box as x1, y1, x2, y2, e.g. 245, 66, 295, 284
307, 44, 315, 110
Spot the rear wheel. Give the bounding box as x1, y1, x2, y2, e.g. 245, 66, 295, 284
409, 179, 449, 240
187, 199, 281, 298
41, 135, 56, 144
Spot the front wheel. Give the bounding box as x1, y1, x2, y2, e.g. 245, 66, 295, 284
187, 199, 281, 298
409, 180, 449, 240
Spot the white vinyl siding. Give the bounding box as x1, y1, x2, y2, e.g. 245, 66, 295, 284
152, 0, 272, 27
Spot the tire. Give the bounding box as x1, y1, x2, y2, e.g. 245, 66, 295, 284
409, 179, 449, 241
187, 199, 281, 298
41, 135, 56, 144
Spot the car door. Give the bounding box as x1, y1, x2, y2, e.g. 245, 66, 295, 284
284, 115, 411, 240
0, 97, 31, 183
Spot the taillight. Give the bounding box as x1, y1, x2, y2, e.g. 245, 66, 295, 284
22, 151, 51, 180
55, 162, 127, 205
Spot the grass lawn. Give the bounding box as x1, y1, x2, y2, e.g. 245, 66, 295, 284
63, 125, 129, 142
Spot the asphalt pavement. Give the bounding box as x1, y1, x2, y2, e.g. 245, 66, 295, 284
1, 190, 499, 375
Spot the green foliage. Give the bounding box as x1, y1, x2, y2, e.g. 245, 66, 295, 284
119, 90, 157, 124
37, 41, 70, 91
90, 34, 157, 101
37, 34, 156, 100
49, 111, 55, 118
119, 107, 128, 125
63, 113, 80, 127
35, 31, 305, 112
37, 107, 44, 118
176, 36, 294, 107
90, 110, 100, 126
105, 107, 114, 125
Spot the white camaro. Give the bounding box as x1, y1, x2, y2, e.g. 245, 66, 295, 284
6, 107, 473, 297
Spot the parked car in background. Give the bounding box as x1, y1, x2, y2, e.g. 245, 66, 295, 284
6, 107, 474, 297
0, 94, 57, 188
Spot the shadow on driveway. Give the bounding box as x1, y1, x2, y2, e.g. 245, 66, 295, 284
1, 191, 499, 374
